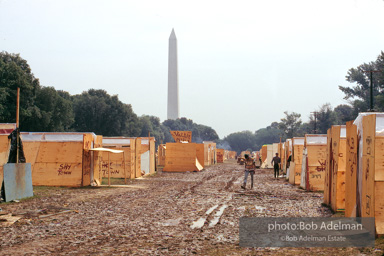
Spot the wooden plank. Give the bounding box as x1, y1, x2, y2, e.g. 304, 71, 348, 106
32, 162, 82, 186
149, 139, 155, 174
293, 145, 304, 185
130, 139, 136, 179
330, 126, 340, 211
307, 166, 324, 191
101, 146, 133, 179
163, 143, 202, 172
375, 181, 384, 235
22, 141, 41, 171
336, 170, 346, 211
135, 138, 142, 178
362, 114, 376, 217
82, 133, 93, 186
36, 142, 83, 163
375, 137, 384, 181
196, 144, 205, 169
324, 129, 332, 205
216, 148, 224, 163
261, 145, 267, 162
345, 121, 358, 217
289, 162, 296, 185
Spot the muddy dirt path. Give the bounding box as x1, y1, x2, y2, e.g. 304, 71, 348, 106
0, 161, 378, 255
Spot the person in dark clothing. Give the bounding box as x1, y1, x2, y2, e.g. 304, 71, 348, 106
271, 153, 281, 179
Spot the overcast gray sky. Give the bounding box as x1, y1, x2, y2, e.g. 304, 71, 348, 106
1, 0, 384, 138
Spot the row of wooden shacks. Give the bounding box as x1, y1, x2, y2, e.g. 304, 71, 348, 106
256, 112, 384, 235
157, 142, 237, 171
0, 125, 237, 189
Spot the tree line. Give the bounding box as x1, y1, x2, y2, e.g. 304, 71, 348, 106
222, 51, 384, 153
0, 52, 219, 146
1, 51, 383, 153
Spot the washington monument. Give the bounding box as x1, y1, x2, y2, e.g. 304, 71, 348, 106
167, 29, 179, 120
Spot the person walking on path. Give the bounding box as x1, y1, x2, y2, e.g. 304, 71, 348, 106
271, 153, 281, 179
241, 154, 255, 189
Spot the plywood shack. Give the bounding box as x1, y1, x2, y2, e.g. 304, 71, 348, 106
21, 132, 98, 187
345, 120, 358, 217
140, 137, 156, 175
157, 144, 166, 166
283, 139, 292, 176
216, 148, 224, 163
261, 145, 273, 168
289, 137, 304, 185
350, 113, 384, 234
261, 145, 267, 163
101, 137, 136, 179
323, 125, 346, 212
101, 137, 155, 179
227, 151, 237, 160
203, 141, 216, 166
163, 143, 204, 172
300, 134, 327, 191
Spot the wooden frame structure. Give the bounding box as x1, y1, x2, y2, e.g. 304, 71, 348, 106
323, 125, 346, 212
300, 134, 327, 191
203, 141, 216, 166
102, 137, 156, 179
345, 113, 384, 234
163, 143, 204, 172
216, 148, 224, 163
289, 137, 304, 185
20, 132, 101, 187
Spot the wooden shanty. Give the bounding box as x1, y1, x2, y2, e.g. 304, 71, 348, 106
323, 125, 346, 212
157, 144, 166, 166
216, 148, 225, 163
345, 113, 384, 235
261, 145, 273, 168
203, 141, 216, 166
261, 145, 267, 164
101, 137, 156, 179
300, 134, 327, 191
283, 139, 292, 176
224, 150, 237, 160
163, 142, 204, 172
20, 132, 102, 187
288, 137, 304, 185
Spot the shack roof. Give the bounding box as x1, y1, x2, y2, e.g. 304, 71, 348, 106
20, 132, 97, 142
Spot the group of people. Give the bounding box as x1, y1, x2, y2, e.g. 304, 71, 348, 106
240, 153, 282, 190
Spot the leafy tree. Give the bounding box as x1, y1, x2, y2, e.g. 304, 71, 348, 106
161, 117, 219, 143
334, 104, 355, 124
223, 130, 256, 154
278, 111, 302, 139
139, 115, 167, 146
0, 52, 40, 128
254, 122, 282, 149
308, 103, 336, 134
339, 51, 384, 111
72, 89, 141, 136
0, 52, 74, 131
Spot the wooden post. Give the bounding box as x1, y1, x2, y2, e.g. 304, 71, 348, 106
99, 154, 102, 185
123, 151, 126, 184
16, 87, 20, 163
108, 152, 110, 186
